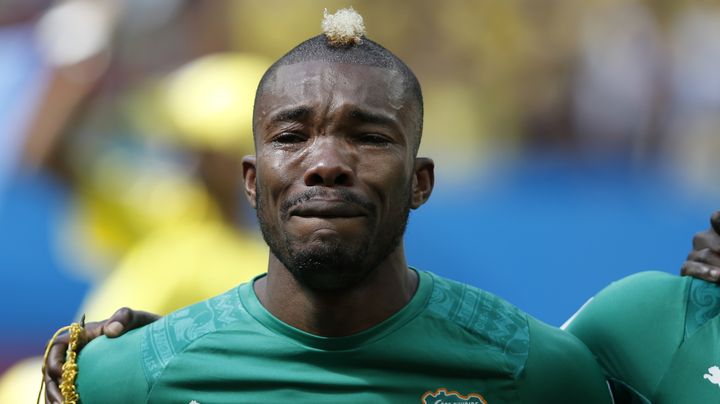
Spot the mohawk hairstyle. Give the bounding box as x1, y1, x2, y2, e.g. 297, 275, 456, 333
253, 7, 424, 153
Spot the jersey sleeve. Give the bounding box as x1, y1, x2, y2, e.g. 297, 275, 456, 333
564, 271, 688, 402
518, 317, 613, 403
76, 328, 149, 404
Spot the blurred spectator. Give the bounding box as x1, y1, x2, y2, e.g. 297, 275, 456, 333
573, 2, 666, 158
0, 2, 268, 401
663, 4, 720, 194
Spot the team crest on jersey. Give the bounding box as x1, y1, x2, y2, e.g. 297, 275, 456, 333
421, 388, 487, 404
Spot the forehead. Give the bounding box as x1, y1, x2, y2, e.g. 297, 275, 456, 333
257, 61, 409, 117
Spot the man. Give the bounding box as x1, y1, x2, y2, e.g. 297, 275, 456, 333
53, 8, 613, 403
563, 211, 720, 402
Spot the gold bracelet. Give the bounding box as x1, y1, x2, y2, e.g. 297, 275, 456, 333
38, 316, 85, 404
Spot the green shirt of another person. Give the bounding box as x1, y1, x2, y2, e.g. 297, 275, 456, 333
565, 271, 720, 403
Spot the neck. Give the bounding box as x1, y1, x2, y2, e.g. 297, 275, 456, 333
254, 243, 418, 337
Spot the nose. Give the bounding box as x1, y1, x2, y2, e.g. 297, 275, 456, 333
303, 139, 355, 187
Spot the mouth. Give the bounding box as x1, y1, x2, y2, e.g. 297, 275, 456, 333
289, 200, 367, 219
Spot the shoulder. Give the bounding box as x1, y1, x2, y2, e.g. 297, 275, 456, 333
519, 318, 612, 403
424, 273, 530, 378
423, 273, 611, 403
595, 271, 688, 302
563, 271, 695, 400
589, 270, 688, 306
684, 273, 720, 336
141, 285, 252, 384
425, 272, 528, 332
78, 285, 252, 403
564, 271, 690, 340
77, 328, 148, 403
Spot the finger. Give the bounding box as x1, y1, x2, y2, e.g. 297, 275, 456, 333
103, 307, 160, 338
45, 335, 69, 381
44, 322, 102, 398
692, 231, 712, 250
44, 374, 63, 404
681, 261, 720, 282
128, 310, 161, 328
82, 320, 108, 341
692, 230, 720, 253
712, 210, 720, 235
102, 307, 134, 337
687, 248, 720, 267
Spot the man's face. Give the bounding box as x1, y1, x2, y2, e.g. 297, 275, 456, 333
245, 61, 427, 290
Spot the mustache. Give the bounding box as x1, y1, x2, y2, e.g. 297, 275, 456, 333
280, 188, 376, 220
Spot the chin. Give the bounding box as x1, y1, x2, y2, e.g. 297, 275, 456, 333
284, 243, 375, 291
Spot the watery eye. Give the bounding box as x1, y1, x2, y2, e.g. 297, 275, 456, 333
273, 132, 306, 144
359, 134, 390, 145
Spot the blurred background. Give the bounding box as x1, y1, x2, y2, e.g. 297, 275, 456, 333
0, 0, 718, 395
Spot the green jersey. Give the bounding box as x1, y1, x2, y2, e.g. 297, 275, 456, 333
76, 270, 611, 403
565, 271, 720, 403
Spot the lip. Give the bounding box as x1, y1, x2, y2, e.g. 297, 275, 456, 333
289, 199, 367, 218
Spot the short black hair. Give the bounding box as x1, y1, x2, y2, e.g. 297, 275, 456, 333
253, 34, 424, 153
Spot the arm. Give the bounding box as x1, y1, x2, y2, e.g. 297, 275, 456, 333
564, 272, 687, 403
681, 210, 720, 282
44, 308, 158, 404
520, 318, 613, 403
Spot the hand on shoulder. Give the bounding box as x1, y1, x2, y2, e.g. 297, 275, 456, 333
44, 308, 159, 404
682, 210, 720, 283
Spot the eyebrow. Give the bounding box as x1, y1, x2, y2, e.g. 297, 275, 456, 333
348, 108, 397, 128
268, 106, 312, 125
266, 105, 402, 132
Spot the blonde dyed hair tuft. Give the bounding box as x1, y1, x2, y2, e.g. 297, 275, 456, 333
321, 7, 365, 46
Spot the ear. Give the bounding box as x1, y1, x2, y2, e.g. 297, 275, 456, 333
410, 157, 434, 209
242, 155, 257, 209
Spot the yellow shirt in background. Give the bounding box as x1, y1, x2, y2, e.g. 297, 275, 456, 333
80, 220, 267, 320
